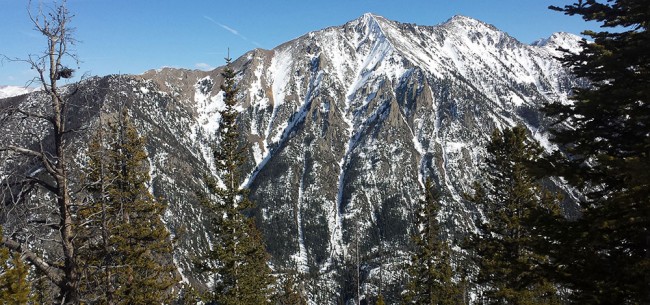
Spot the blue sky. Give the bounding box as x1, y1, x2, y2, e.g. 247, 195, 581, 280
0, 0, 600, 87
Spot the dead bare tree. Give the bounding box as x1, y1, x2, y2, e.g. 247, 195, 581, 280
0, 1, 82, 303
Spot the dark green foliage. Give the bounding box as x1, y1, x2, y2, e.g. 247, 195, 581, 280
274, 270, 308, 305
469, 127, 560, 305
201, 58, 274, 304
0, 227, 31, 304
32, 268, 55, 304
176, 283, 203, 305
403, 179, 462, 305
79, 111, 179, 304
544, 1, 650, 303
376, 294, 386, 305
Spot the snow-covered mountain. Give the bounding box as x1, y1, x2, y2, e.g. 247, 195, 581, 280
0, 85, 36, 99
0, 14, 580, 303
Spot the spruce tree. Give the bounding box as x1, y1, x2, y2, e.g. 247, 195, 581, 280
176, 283, 203, 305
274, 270, 307, 305
376, 294, 386, 305
79, 111, 178, 304
403, 179, 462, 305
469, 126, 560, 305
0, 227, 31, 304
78, 121, 114, 303
201, 58, 274, 304
544, 1, 650, 303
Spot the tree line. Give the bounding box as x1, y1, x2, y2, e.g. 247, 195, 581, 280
0, 1, 283, 303
400, 1, 648, 304
1, 0, 648, 304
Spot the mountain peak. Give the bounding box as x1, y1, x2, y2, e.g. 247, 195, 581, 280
350, 12, 387, 28
449, 14, 477, 22
339, 12, 391, 46
348, 12, 386, 25
532, 32, 583, 56
444, 15, 490, 27
361, 12, 380, 19
440, 14, 503, 37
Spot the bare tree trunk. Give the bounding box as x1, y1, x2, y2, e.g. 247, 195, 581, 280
0, 1, 81, 303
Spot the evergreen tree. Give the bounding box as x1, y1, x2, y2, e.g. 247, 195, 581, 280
544, 1, 650, 303
0, 227, 31, 304
176, 283, 203, 305
79, 111, 178, 304
403, 179, 462, 305
469, 127, 560, 305
32, 267, 55, 304
376, 294, 386, 305
78, 121, 115, 303
201, 58, 274, 304
274, 270, 307, 305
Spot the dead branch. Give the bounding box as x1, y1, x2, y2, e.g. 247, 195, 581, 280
1, 236, 64, 286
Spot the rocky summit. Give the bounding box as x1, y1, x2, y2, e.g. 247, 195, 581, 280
1, 13, 581, 303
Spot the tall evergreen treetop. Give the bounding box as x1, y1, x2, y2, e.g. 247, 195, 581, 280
201, 58, 274, 305
545, 1, 649, 303
79, 111, 179, 304
469, 126, 560, 305
403, 179, 462, 305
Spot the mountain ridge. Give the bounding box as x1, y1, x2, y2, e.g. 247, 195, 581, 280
0, 13, 581, 303
135, 13, 582, 300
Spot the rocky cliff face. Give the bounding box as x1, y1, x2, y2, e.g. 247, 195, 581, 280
0, 14, 580, 303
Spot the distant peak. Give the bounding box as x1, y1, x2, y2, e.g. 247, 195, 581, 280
531, 32, 583, 55
344, 12, 390, 32
361, 12, 382, 19
449, 15, 475, 21
442, 15, 497, 31
356, 12, 386, 24
532, 32, 576, 45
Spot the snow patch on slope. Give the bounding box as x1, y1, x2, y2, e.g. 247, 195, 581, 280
0, 86, 36, 99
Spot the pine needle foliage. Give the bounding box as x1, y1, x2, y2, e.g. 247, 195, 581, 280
79, 111, 178, 304
274, 270, 308, 305
376, 294, 386, 305
200, 58, 274, 305
544, 1, 650, 303
403, 179, 463, 305
468, 126, 561, 305
0, 227, 31, 304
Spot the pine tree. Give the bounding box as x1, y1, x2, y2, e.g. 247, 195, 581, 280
403, 179, 462, 305
469, 126, 560, 305
0, 227, 31, 304
201, 58, 274, 304
274, 270, 307, 305
78, 120, 115, 303
176, 283, 203, 305
544, 1, 650, 303
79, 111, 178, 304
376, 294, 386, 305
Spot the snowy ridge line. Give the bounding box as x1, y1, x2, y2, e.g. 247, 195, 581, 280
0, 86, 38, 99
112, 12, 580, 302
